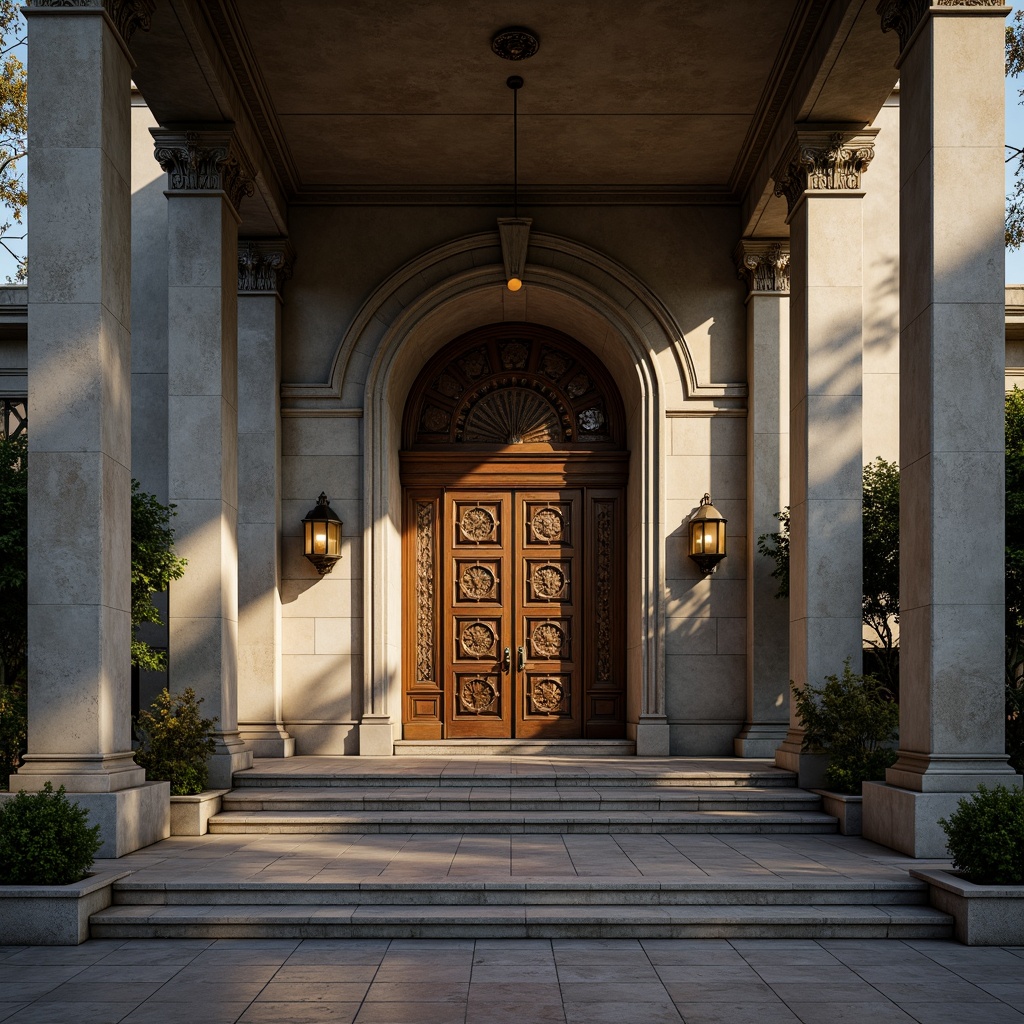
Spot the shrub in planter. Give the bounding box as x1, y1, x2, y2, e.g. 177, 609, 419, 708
134, 687, 217, 796
939, 784, 1024, 885
0, 782, 102, 885
793, 659, 898, 794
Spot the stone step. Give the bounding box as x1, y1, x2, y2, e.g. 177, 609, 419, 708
89, 902, 954, 940
392, 740, 637, 757
111, 877, 928, 908
207, 809, 839, 834
220, 786, 823, 813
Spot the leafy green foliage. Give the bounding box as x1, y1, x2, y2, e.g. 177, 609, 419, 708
792, 659, 898, 794
0, 431, 26, 690
0, 782, 101, 884
0, 676, 24, 789
756, 508, 789, 599
131, 480, 186, 671
1006, 389, 1024, 773
134, 687, 217, 795
1008, 11, 1024, 249
757, 460, 900, 690
0, 2, 25, 281
939, 784, 1024, 885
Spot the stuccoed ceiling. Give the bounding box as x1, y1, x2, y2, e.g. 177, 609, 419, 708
130, 0, 900, 231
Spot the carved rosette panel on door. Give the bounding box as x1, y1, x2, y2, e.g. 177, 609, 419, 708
400, 323, 628, 740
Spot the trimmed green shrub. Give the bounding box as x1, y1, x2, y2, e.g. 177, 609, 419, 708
793, 659, 898, 794
134, 687, 217, 796
0, 782, 102, 884
939, 784, 1024, 885
0, 676, 25, 789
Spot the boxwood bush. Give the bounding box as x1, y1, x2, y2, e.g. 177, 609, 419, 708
134, 687, 217, 796
0, 782, 102, 885
939, 784, 1024, 885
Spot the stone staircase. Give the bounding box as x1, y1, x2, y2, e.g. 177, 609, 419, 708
89, 756, 955, 940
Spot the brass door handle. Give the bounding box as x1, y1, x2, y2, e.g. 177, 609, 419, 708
502, 646, 511, 673
518, 645, 526, 671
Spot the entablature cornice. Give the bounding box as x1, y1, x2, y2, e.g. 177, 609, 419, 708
734, 240, 791, 295
151, 126, 255, 214
27, 0, 155, 47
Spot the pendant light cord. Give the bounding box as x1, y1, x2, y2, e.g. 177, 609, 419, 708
508, 75, 523, 219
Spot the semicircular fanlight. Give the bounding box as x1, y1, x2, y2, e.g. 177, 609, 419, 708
463, 387, 562, 444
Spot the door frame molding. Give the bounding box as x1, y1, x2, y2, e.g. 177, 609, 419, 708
354, 230, 692, 755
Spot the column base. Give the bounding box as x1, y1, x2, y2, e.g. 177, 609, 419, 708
359, 717, 397, 756
239, 724, 296, 758
774, 735, 829, 789
734, 723, 789, 758
630, 716, 671, 756
15, 752, 145, 793
207, 733, 253, 789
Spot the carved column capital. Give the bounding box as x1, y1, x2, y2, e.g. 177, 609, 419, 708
151, 128, 255, 214
735, 240, 791, 294
238, 239, 295, 295
772, 127, 878, 217
27, 0, 155, 45
878, 0, 1007, 57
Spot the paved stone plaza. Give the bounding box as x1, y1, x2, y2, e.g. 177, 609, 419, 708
1, 936, 1023, 1023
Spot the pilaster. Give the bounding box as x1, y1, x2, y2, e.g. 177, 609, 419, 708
771, 127, 876, 787
864, 0, 1019, 856
237, 240, 295, 758
734, 241, 791, 758
153, 126, 255, 787
18, 0, 169, 856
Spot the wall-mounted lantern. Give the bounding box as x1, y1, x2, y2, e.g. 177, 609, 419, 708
301, 492, 343, 576
688, 493, 727, 577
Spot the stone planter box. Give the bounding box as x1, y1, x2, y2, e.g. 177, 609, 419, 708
911, 868, 1024, 946
813, 790, 862, 836
0, 870, 129, 945
169, 790, 229, 836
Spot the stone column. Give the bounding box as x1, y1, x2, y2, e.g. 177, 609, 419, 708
15, 0, 169, 857
734, 241, 792, 758
863, 0, 1019, 857
237, 241, 295, 757
152, 128, 254, 787
771, 128, 876, 787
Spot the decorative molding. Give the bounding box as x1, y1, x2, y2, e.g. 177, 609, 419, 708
28, 0, 155, 44
735, 240, 791, 294
415, 501, 435, 684
878, 0, 1005, 54
594, 500, 613, 684
151, 129, 255, 214
497, 217, 531, 287
238, 239, 294, 294
491, 27, 540, 61
772, 128, 878, 216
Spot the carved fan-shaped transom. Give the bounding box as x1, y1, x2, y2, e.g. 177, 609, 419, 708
404, 324, 624, 448
463, 388, 561, 444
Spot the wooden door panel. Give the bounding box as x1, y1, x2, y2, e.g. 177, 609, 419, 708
444, 492, 512, 737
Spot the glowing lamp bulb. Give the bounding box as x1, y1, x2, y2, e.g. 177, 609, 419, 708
507, 276, 523, 292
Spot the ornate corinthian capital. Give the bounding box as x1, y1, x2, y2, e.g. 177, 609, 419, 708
878, 0, 1005, 56
151, 128, 255, 214
735, 240, 791, 294
238, 240, 295, 294
28, 0, 155, 45
772, 128, 878, 217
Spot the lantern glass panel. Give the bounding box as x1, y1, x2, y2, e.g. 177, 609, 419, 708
327, 522, 341, 556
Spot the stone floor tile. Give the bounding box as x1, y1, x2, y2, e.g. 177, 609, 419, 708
257, 982, 371, 1002
271, 964, 379, 983
769, 980, 894, 1003
464, 1001, 565, 1024
237, 1002, 361, 1023
891, 1004, 1024, 1024
910, 943, 1024, 967
119, 1001, 252, 1024
662, 981, 779, 1003
93, 943, 210, 967
3, 945, 123, 966
284, 948, 387, 966
643, 944, 747, 967
153, 980, 268, 1003
819, 943, 938, 968
3, 1002, 136, 1024
37, 983, 164, 1004
467, 981, 563, 1002
0, 967, 83, 985
372, 965, 471, 984
0, 1008, 29, 1024
364, 982, 468, 1002
563, 999, 682, 1024
556, 962, 661, 983
559, 981, 673, 1003
653, 965, 764, 984
172, 964, 281, 984
470, 964, 558, 983
781, 1002, 917, 1024
735, 947, 843, 967
753, 964, 864, 984
671, 1003, 801, 1024
981, 984, 1024, 1010
353, 1003, 467, 1024
0, 984, 80, 1003
871, 981, 1004, 1002
852, 964, 967, 984
190, 948, 294, 967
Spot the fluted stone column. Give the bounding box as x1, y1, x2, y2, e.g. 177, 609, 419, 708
152, 128, 254, 787
772, 129, 876, 787
14, 0, 169, 857
237, 241, 295, 758
734, 241, 791, 758
863, 0, 1019, 856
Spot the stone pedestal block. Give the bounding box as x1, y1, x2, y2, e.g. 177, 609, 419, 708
69, 782, 169, 859
633, 716, 672, 757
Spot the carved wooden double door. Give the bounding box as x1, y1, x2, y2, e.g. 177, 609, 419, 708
405, 485, 625, 739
